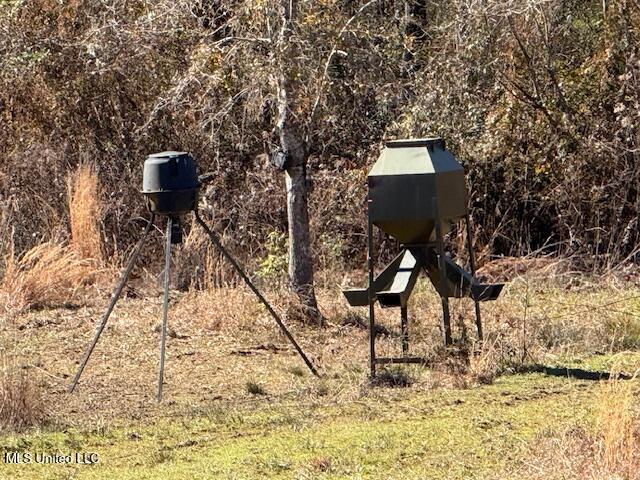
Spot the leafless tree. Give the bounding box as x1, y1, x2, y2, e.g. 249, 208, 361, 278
273, 0, 322, 323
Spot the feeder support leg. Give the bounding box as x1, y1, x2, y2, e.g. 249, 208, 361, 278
401, 305, 409, 355
157, 217, 173, 402
69, 215, 155, 393
434, 213, 453, 346
465, 213, 483, 341
194, 210, 319, 377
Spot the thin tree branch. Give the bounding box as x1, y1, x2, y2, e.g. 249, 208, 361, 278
306, 0, 379, 141
211, 36, 272, 47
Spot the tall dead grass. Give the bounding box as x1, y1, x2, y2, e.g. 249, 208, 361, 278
0, 199, 15, 274
173, 223, 238, 291
172, 287, 267, 333
67, 162, 102, 263
514, 369, 640, 480
597, 370, 640, 479
0, 241, 98, 315
468, 337, 501, 384
0, 164, 104, 316
0, 356, 46, 432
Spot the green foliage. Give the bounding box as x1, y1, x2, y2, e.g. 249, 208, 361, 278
0, 0, 22, 10
3, 48, 49, 74
257, 231, 288, 280
317, 232, 344, 269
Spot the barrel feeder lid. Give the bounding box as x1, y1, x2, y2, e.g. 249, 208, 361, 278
142, 151, 200, 193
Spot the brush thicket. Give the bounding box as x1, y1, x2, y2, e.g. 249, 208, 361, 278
0, 355, 46, 432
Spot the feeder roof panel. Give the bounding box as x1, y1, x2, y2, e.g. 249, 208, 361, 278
369, 138, 463, 177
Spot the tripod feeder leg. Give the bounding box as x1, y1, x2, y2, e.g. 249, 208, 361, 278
194, 210, 319, 377
157, 217, 173, 402
69, 215, 155, 393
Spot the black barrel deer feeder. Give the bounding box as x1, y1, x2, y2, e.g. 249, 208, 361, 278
70, 151, 318, 402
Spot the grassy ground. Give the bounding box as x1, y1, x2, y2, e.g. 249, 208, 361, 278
1, 274, 640, 479
0, 374, 601, 479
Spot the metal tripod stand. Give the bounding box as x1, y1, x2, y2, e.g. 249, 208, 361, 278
69, 210, 319, 402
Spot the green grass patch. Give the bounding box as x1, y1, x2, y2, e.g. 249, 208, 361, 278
0, 374, 599, 479
548, 351, 640, 375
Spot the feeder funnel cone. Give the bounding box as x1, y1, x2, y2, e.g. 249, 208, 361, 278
368, 138, 467, 245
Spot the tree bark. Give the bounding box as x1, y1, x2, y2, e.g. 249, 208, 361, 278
276, 0, 323, 325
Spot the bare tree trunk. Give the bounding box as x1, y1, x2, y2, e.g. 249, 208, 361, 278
283, 156, 322, 324
276, 0, 323, 325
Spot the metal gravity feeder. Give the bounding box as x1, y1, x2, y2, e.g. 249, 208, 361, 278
70, 151, 318, 402
342, 138, 504, 377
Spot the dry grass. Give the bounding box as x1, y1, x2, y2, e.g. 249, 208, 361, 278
0, 164, 105, 317
173, 222, 238, 291
370, 366, 414, 388
476, 255, 572, 283
67, 162, 102, 263
0, 200, 15, 274
0, 241, 99, 316
0, 356, 46, 432
0, 251, 638, 478
597, 369, 640, 479
0, 272, 637, 435
468, 337, 501, 385
172, 287, 268, 333
512, 368, 640, 480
